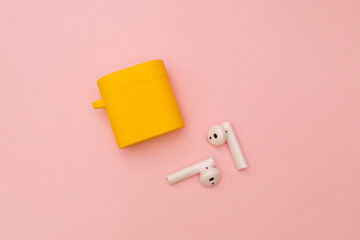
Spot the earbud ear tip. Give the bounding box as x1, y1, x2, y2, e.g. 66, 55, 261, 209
200, 168, 220, 187
207, 125, 227, 145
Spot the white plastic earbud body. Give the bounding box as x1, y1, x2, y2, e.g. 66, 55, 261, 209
167, 158, 220, 187
207, 121, 248, 170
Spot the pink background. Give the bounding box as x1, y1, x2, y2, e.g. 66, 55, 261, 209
1, 0, 360, 239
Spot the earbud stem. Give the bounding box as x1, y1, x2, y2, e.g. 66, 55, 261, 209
222, 122, 248, 170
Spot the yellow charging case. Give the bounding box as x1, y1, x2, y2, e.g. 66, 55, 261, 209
92, 60, 185, 148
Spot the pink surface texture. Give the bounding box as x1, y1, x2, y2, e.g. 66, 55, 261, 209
1, 0, 360, 239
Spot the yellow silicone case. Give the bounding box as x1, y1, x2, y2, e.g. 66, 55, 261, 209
92, 60, 185, 148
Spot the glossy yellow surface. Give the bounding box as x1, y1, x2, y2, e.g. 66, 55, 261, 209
92, 60, 185, 148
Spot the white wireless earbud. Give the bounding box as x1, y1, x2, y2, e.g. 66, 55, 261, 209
167, 158, 220, 187
207, 121, 248, 170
